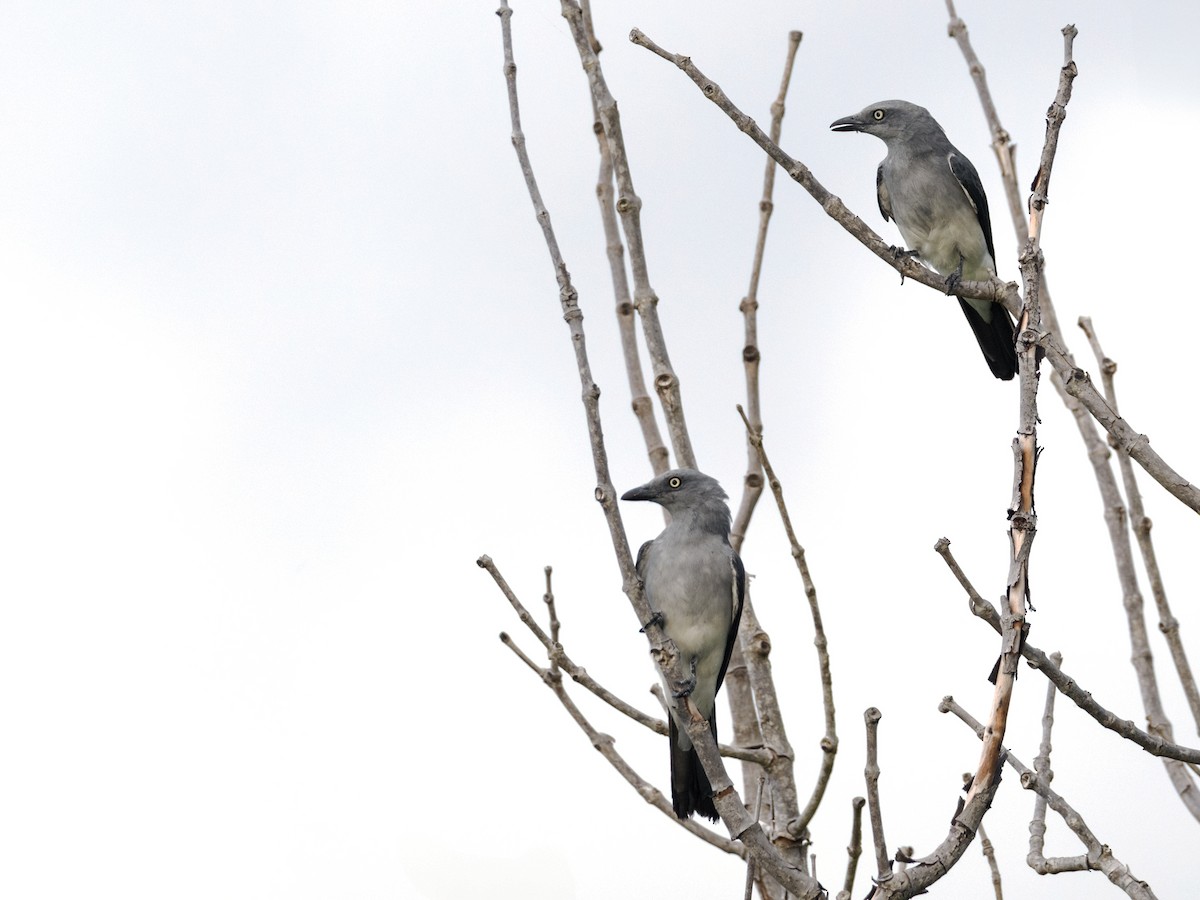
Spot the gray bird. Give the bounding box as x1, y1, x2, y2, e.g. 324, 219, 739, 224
831, 99, 1018, 380
621, 468, 745, 821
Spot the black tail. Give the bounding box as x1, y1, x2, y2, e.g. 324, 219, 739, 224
958, 298, 1017, 380
669, 715, 719, 821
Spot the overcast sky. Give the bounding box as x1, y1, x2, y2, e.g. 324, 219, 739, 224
3, 1, 1199, 898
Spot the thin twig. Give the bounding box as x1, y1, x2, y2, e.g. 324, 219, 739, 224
485, 556, 770, 764
863, 708, 888, 881
727, 31, 803, 840
1079, 316, 1200, 735
977, 822, 1002, 900
944, 0, 1027, 245
630, 26, 1200, 515
730, 28, 802, 554
744, 774, 768, 900
543, 565, 560, 676
835, 796, 865, 900
942, 697, 1159, 899
738, 404, 837, 836
497, 630, 745, 855
1025, 652, 1087, 875
1026, 660, 1058, 867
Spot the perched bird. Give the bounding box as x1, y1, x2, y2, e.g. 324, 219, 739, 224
621, 468, 745, 821
830, 99, 1018, 380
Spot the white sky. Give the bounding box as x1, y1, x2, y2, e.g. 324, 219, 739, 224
3, 1, 1199, 898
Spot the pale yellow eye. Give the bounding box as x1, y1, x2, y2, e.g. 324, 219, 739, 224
669, 477, 681, 488
873, 109, 885, 121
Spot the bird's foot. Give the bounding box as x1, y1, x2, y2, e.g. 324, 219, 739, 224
889, 246, 919, 284
945, 256, 965, 295
672, 674, 697, 699
672, 658, 698, 698
639, 611, 664, 633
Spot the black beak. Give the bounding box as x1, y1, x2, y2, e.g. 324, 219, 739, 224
829, 115, 865, 133
621, 484, 655, 502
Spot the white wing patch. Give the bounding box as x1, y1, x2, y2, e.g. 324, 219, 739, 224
947, 151, 978, 215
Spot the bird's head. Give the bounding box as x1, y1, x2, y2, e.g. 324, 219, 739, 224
830, 99, 939, 143
620, 468, 729, 513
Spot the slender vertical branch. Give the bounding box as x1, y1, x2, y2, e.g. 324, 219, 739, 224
944, 0, 1027, 245
495, 0, 640, 613
543, 565, 560, 677
581, 15, 668, 476
964, 22, 1079, 813
977, 822, 1003, 900
726, 31, 802, 832
834, 796, 865, 900
1025, 652, 1084, 874
743, 774, 768, 900
1079, 317, 1200, 735
561, 1, 696, 468
863, 708, 888, 880
738, 404, 837, 836
730, 28, 802, 551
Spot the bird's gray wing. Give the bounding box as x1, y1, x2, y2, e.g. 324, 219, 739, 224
714, 552, 746, 693
634, 539, 654, 578
947, 151, 996, 263
875, 163, 892, 223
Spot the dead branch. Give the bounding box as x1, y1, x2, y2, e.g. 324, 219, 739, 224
942, 697, 1158, 899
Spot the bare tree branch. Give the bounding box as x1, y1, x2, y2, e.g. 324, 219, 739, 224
543, 565, 561, 676
580, 18, 668, 478
834, 796, 865, 900
1025, 652, 1090, 875
730, 28, 802, 552
977, 821, 1003, 900
935, 538, 1200, 764
944, 0, 1026, 245
488, 556, 771, 764
863, 708, 888, 881
743, 774, 768, 900
738, 404, 837, 835
562, 1, 696, 469
1079, 316, 1200, 735
942, 697, 1159, 899
495, 629, 745, 855
726, 31, 803, 842
961, 21, 1079, 815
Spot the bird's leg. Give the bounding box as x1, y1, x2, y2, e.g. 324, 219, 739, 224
889, 245, 920, 284
639, 610, 664, 633
944, 253, 965, 295
672, 657, 698, 698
